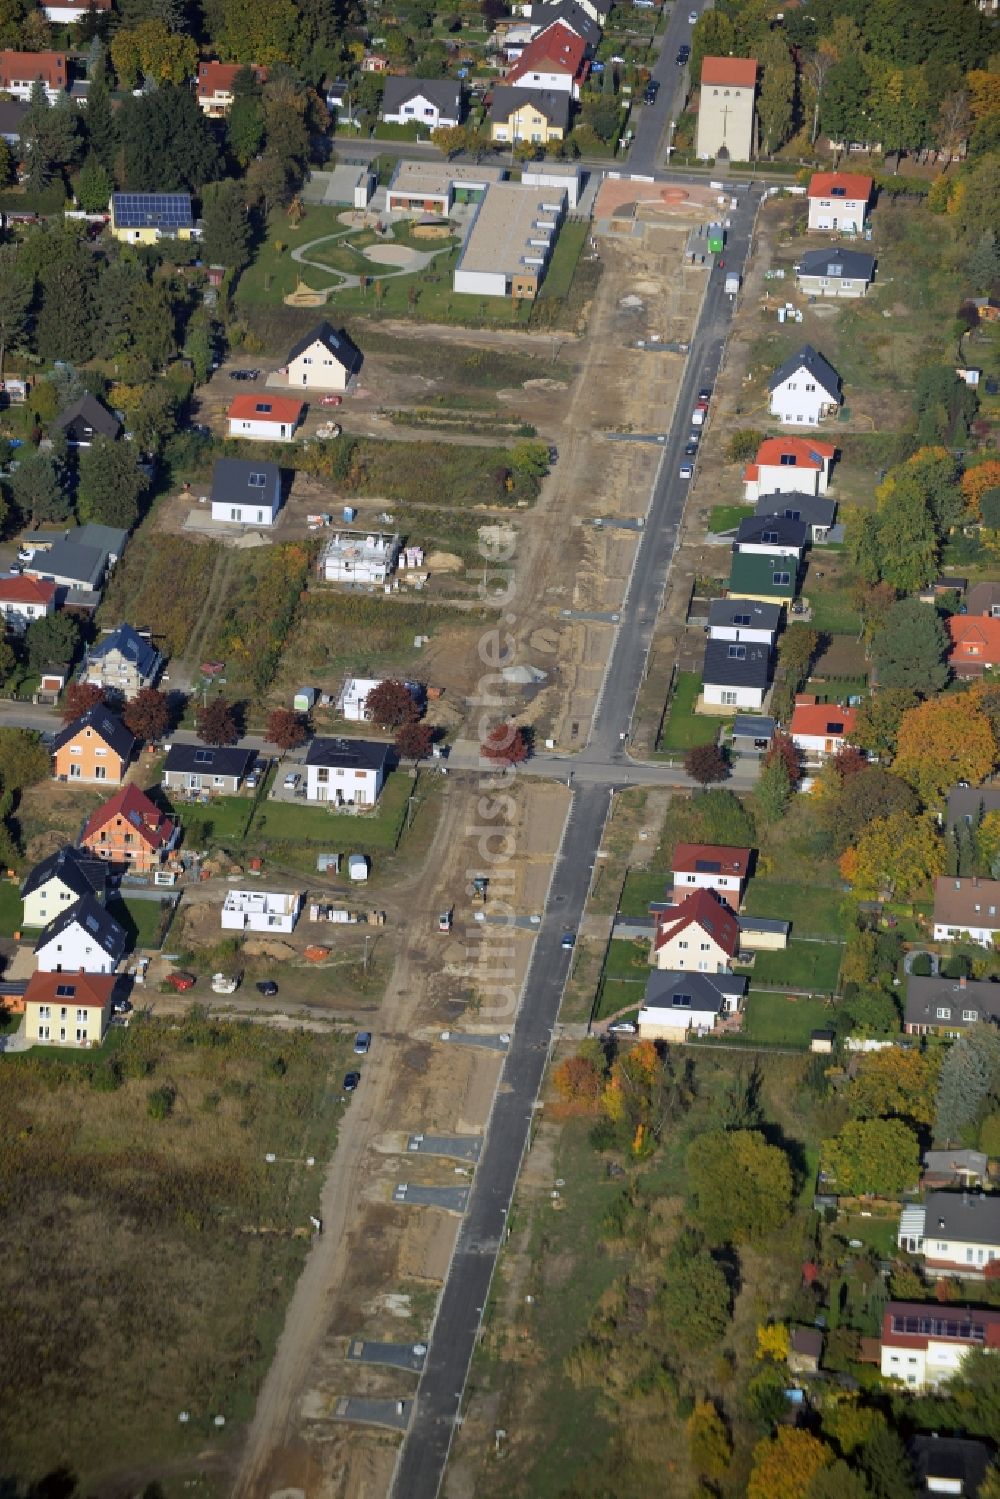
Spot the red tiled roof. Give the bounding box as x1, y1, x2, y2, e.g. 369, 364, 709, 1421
700, 55, 757, 88
754, 437, 836, 469
808, 172, 873, 202
881, 1301, 1000, 1353
197, 61, 266, 99
0, 50, 67, 88
653, 888, 740, 957
948, 615, 1000, 668
743, 463, 759, 482
789, 700, 857, 739
228, 393, 304, 424
23, 969, 116, 1009
507, 22, 587, 83
81, 783, 176, 852
0, 575, 56, 605
672, 842, 751, 878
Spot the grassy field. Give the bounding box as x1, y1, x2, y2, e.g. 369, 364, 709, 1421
709, 503, 750, 534
107, 895, 174, 951
535, 220, 588, 302
166, 792, 256, 848
658, 672, 721, 751
0, 1013, 351, 1488
738, 938, 843, 993
741, 989, 834, 1046
742, 879, 849, 940
618, 867, 668, 918
0, 880, 23, 935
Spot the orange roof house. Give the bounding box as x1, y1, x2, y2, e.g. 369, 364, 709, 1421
671, 843, 752, 910
22, 969, 118, 1048
0, 50, 67, 100
807, 172, 873, 232
789, 694, 858, 759
807, 172, 874, 203
743, 437, 836, 500
197, 61, 267, 116
506, 22, 589, 97
227, 393, 304, 442
947, 615, 1000, 678
80, 783, 179, 873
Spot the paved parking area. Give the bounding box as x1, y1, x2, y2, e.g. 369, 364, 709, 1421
332, 1396, 412, 1431
406, 1133, 482, 1162
393, 1184, 470, 1212
347, 1340, 426, 1372
439, 1030, 510, 1052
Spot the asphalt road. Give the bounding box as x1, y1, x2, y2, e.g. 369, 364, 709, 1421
627, 0, 699, 175
392, 186, 765, 1499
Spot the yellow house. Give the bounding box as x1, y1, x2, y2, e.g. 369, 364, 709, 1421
109, 192, 196, 245
490, 86, 569, 145
23, 970, 117, 1048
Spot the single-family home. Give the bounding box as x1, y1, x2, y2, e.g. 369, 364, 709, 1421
946, 781, 1000, 828
0, 50, 67, 103
80, 783, 179, 874
768, 345, 842, 427
965, 582, 1000, 618
504, 22, 589, 98
695, 56, 757, 163
880, 1301, 1000, 1390
322, 531, 401, 585
34, 894, 128, 975
671, 843, 751, 910
109, 192, 196, 245
285, 322, 362, 392
196, 61, 266, 116
336, 676, 411, 721
755, 492, 837, 544
730, 714, 776, 757
921, 1150, 989, 1191
489, 86, 570, 145
806, 171, 872, 234
453, 183, 566, 300
787, 1327, 823, 1375
162, 744, 256, 796
26, 523, 127, 596
221, 888, 302, 934
637, 968, 747, 1040
932, 875, 1000, 946
905, 974, 1000, 1037
22, 969, 118, 1048
789, 695, 858, 762
0, 98, 26, 145
304, 737, 390, 807
361, 52, 389, 73
0, 574, 56, 633
52, 707, 136, 785
733, 514, 808, 560
80, 623, 161, 700
911, 1436, 992, 1499
743, 437, 836, 502
525, 0, 602, 48
707, 599, 782, 646
227, 393, 304, 443
795, 248, 876, 299
20, 845, 108, 930
381, 77, 462, 131
727, 551, 798, 605
897, 1191, 1000, 1279
650, 887, 740, 974
51, 392, 121, 448
701, 637, 773, 712
209, 457, 283, 527
947, 614, 1000, 678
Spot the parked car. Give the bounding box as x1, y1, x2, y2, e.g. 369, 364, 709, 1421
320, 393, 343, 407
697, 386, 712, 404
688, 9, 698, 22
354, 1031, 372, 1055
230, 368, 260, 381
676, 44, 690, 64
245, 770, 260, 790
609, 1020, 637, 1035
211, 973, 239, 995
112, 998, 133, 1016
679, 461, 694, 480
561, 931, 576, 950
256, 980, 279, 996
283, 771, 300, 791
166, 971, 196, 992
343, 1070, 361, 1092
684, 440, 699, 457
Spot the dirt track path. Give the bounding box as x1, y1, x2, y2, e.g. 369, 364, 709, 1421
169, 546, 240, 693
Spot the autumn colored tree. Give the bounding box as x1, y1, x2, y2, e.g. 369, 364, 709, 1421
830, 743, 867, 780
823, 1117, 920, 1197
365, 679, 418, 731
755, 1323, 790, 1362
196, 696, 239, 747
266, 708, 308, 751
845, 1046, 940, 1128
122, 687, 171, 743
686, 1400, 732, 1479
850, 688, 917, 759
748, 1428, 834, 1499
893, 692, 998, 806
480, 722, 530, 766
764, 730, 801, 787
394, 719, 434, 760
684, 741, 729, 785
552, 1049, 604, 1114
60, 681, 105, 723
839, 812, 944, 899
961, 460, 1000, 520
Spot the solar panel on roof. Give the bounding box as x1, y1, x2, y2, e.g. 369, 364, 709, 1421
694, 859, 722, 873
112, 192, 193, 229
194, 749, 213, 764
85, 914, 100, 933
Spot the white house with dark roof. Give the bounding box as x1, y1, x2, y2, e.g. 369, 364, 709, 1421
707, 599, 781, 646
768, 345, 841, 426
33, 894, 127, 975
81, 623, 161, 700
796, 248, 876, 299
304, 737, 390, 807
701, 638, 772, 712
897, 1192, 1000, 1279
20, 845, 107, 930
638, 969, 747, 1040
754, 492, 837, 544
733, 515, 808, 560
904, 974, 1000, 1037
52, 392, 122, 447
162, 744, 256, 795
381, 77, 462, 130
210, 457, 283, 527
285, 322, 362, 392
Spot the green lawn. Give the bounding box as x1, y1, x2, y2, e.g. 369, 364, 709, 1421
107, 896, 173, 952
165, 793, 255, 848
659, 672, 722, 752
0, 881, 23, 936
742, 879, 850, 940
738, 939, 843, 994
618, 868, 668, 918
805, 579, 862, 634
250, 770, 412, 853
709, 503, 750, 534
536, 220, 588, 302
742, 989, 834, 1047
603, 937, 649, 982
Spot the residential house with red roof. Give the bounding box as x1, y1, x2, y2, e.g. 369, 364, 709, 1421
789, 694, 858, 761
880, 1301, 1000, 1390
197, 61, 267, 117
0, 50, 67, 103
22, 969, 119, 1048
505, 22, 588, 98
80, 784, 179, 874
650, 888, 740, 974
807, 171, 873, 234
947, 614, 1000, 678
671, 843, 751, 910
743, 436, 836, 502
0, 573, 56, 633
696, 56, 757, 163
227, 393, 304, 443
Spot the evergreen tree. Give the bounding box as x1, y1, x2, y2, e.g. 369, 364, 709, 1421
82, 70, 116, 171
968, 230, 1000, 293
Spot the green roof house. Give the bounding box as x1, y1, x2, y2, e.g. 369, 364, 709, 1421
728, 550, 798, 604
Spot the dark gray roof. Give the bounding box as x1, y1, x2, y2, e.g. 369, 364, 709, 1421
285, 322, 362, 373
75, 522, 128, 559
797, 248, 876, 281
735, 515, 808, 552
306, 736, 391, 772
738, 916, 790, 935
642, 969, 747, 1014
52, 706, 136, 762
382, 76, 462, 118
945, 782, 1000, 828
210, 457, 283, 509
20, 844, 108, 903
87, 623, 160, 678
754, 491, 837, 528
0, 99, 26, 139
52, 392, 121, 442
702, 638, 773, 690
30, 538, 106, 589
35, 892, 127, 961
924, 1191, 1000, 1246
732, 714, 775, 739
489, 85, 571, 129
912, 1437, 991, 1495
905, 974, 1000, 1031
708, 598, 783, 632
767, 343, 841, 398
163, 743, 256, 778
528, 1, 601, 46
966, 581, 1000, 616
